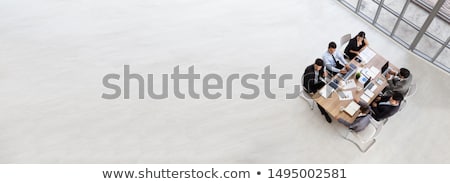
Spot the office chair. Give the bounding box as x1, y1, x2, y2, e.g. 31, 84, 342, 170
340, 33, 351, 60
300, 75, 315, 110
340, 33, 352, 48
398, 99, 407, 112
405, 83, 417, 99
340, 117, 383, 153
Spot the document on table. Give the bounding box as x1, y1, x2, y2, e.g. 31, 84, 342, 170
338, 90, 353, 101
344, 101, 360, 116
360, 94, 371, 103
342, 79, 357, 90
359, 48, 376, 62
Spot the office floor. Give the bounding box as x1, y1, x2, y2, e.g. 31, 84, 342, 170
0, 0, 449, 163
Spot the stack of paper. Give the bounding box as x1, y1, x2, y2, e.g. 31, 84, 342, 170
344, 101, 360, 116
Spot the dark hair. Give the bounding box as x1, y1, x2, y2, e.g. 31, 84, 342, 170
328, 42, 337, 49
399, 68, 410, 78
392, 92, 404, 102
360, 105, 370, 113
357, 31, 366, 38
314, 58, 324, 66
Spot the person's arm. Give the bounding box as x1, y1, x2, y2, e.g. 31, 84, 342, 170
338, 118, 352, 127
336, 51, 348, 65
323, 54, 341, 73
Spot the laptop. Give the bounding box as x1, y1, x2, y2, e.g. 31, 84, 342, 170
319, 80, 340, 98
381, 61, 391, 75
363, 77, 376, 92
341, 63, 358, 81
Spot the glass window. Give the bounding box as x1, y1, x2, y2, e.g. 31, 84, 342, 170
359, 0, 379, 21
394, 21, 419, 45
415, 35, 443, 59
383, 0, 407, 14
436, 47, 450, 71
376, 8, 398, 32
426, 7, 450, 42
403, 2, 429, 27
342, 0, 360, 10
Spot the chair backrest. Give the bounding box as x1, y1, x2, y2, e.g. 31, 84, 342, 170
406, 83, 417, 98
340, 33, 352, 48
398, 100, 407, 112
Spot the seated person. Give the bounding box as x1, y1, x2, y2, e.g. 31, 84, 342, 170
302, 58, 332, 123
338, 103, 371, 132
344, 31, 369, 60
384, 68, 412, 96
370, 92, 404, 121
322, 41, 350, 76
303, 58, 327, 94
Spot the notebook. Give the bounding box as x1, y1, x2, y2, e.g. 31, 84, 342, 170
344, 101, 360, 116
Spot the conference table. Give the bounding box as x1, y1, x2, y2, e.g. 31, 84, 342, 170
312, 48, 398, 123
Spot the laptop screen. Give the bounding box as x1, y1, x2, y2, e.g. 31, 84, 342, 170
363, 77, 372, 88
329, 81, 339, 89
381, 61, 389, 74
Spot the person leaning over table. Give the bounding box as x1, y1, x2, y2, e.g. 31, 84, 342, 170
338, 102, 371, 132
344, 31, 369, 60
370, 92, 404, 121
322, 41, 350, 76
384, 68, 412, 96
302, 58, 333, 123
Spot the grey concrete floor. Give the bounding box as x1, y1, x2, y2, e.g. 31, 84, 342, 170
0, 0, 449, 163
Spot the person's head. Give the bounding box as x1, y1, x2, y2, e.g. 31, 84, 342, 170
360, 105, 370, 114
390, 92, 404, 105
356, 31, 366, 41
398, 68, 410, 79
328, 41, 337, 54
314, 58, 324, 71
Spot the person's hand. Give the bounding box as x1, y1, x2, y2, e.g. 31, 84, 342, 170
371, 102, 377, 108
323, 70, 328, 78
385, 73, 391, 79
340, 69, 347, 74
345, 64, 350, 70
375, 96, 381, 102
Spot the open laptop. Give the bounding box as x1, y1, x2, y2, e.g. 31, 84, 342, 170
319, 80, 340, 98
363, 77, 376, 92
340, 63, 358, 81
381, 61, 391, 75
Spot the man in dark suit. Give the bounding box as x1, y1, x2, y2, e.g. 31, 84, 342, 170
302, 58, 332, 123
303, 58, 327, 94
370, 92, 404, 121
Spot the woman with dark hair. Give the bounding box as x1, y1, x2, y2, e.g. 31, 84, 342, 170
344, 31, 369, 60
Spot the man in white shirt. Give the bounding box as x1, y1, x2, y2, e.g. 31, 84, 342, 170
322, 41, 350, 76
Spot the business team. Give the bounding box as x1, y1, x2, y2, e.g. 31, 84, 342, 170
303, 31, 413, 131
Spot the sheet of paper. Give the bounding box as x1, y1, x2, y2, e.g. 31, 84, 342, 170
364, 89, 375, 98
342, 79, 356, 89
338, 90, 353, 101
360, 94, 371, 103
359, 48, 376, 62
